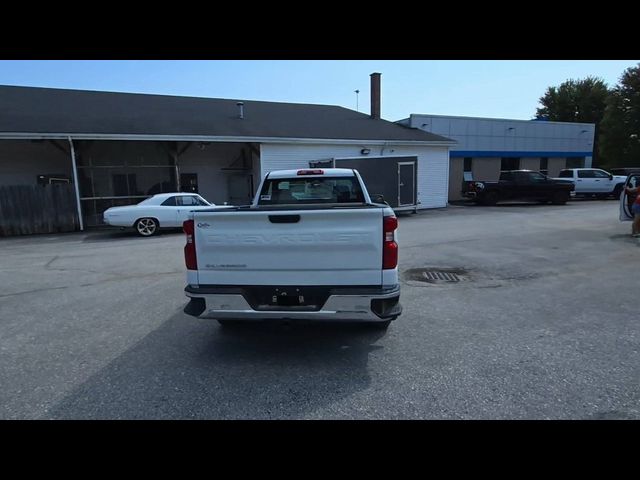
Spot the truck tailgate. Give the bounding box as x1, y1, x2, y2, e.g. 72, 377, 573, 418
193, 208, 384, 286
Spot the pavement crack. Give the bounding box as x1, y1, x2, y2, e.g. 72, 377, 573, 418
43, 255, 122, 277
44, 256, 60, 268
0, 285, 72, 298
0, 271, 182, 298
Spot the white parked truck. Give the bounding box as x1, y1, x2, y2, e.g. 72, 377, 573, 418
552, 168, 627, 198
182, 168, 402, 329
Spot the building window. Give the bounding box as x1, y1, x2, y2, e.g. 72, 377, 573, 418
501, 157, 520, 171
566, 157, 585, 169
462, 157, 473, 181
540, 157, 548, 175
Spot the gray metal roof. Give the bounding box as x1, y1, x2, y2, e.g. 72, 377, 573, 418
0, 85, 453, 143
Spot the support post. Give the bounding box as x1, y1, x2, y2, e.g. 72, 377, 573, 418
174, 141, 181, 192
67, 137, 84, 231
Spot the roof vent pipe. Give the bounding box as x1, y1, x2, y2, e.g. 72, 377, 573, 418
237, 102, 244, 119
370, 73, 381, 120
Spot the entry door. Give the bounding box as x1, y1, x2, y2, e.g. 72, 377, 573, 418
525, 171, 550, 199
592, 169, 612, 192
620, 174, 639, 221
228, 175, 253, 206
576, 170, 598, 193
398, 162, 415, 206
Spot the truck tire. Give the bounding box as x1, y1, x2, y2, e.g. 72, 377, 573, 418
135, 217, 159, 236
612, 184, 623, 199
551, 191, 569, 205
481, 191, 499, 206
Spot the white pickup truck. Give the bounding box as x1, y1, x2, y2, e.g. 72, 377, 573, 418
182, 168, 402, 329
553, 168, 627, 198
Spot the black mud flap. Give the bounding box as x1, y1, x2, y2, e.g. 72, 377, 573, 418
184, 297, 206, 317
371, 296, 402, 319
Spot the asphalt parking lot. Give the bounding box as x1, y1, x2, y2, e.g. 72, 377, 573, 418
0, 199, 638, 419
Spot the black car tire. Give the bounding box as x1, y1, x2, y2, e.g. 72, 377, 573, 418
612, 184, 623, 199
482, 191, 499, 206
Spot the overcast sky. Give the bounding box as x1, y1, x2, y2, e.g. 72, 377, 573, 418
1, 60, 638, 121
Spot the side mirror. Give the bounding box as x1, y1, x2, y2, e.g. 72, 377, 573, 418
371, 194, 386, 204
609, 174, 614, 180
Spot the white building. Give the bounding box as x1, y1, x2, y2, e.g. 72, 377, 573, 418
397, 113, 596, 201
0, 75, 455, 233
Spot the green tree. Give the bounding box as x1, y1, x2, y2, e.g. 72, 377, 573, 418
536, 77, 609, 166
536, 77, 609, 123
600, 64, 640, 168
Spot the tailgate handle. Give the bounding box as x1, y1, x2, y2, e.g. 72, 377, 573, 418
269, 215, 300, 223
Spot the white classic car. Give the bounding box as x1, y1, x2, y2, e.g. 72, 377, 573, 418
103, 193, 217, 236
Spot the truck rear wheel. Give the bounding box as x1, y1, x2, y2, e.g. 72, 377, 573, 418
481, 191, 499, 206
612, 184, 623, 199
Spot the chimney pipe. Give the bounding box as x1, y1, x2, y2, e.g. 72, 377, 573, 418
370, 73, 381, 119
237, 101, 244, 119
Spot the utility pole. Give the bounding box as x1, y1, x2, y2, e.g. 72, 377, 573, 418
355, 90, 360, 112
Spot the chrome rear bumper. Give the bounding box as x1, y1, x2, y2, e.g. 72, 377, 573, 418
184, 285, 401, 322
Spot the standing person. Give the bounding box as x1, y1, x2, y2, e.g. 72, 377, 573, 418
625, 184, 640, 237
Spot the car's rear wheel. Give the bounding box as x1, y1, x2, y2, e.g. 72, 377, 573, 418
135, 217, 159, 236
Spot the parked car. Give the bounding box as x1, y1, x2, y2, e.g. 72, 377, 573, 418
182, 168, 401, 329
553, 168, 627, 198
609, 167, 640, 176
619, 173, 640, 222
103, 193, 216, 236
462, 170, 575, 205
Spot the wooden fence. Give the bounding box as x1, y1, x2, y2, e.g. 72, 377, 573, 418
0, 184, 79, 236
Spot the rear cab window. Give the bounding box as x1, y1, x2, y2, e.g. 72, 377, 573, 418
178, 195, 208, 206
258, 176, 365, 205
558, 170, 574, 178
527, 172, 548, 183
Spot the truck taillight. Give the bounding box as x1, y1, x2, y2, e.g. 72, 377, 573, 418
183, 219, 197, 270
297, 169, 324, 175
383, 215, 398, 270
